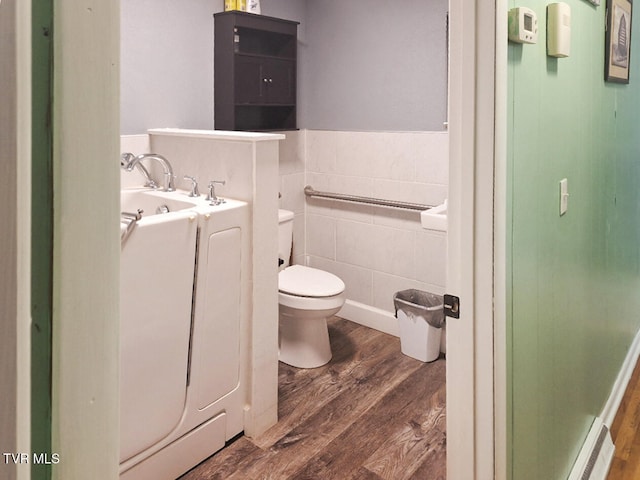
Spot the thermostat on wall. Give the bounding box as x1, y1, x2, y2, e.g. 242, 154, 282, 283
508, 7, 539, 44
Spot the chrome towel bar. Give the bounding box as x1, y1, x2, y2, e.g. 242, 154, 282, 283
304, 185, 432, 212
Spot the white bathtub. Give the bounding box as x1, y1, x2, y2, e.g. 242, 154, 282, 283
119, 189, 250, 479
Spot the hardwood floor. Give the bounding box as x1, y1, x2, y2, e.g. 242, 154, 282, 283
179, 317, 446, 480
608, 358, 640, 480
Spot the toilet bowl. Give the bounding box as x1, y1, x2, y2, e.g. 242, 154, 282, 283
278, 265, 346, 368
278, 210, 346, 368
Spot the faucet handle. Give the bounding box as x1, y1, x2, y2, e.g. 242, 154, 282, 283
206, 180, 226, 205
183, 175, 200, 197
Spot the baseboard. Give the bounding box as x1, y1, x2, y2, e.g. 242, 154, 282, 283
338, 300, 399, 337
568, 328, 640, 480
600, 328, 640, 427
567, 418, 614, 480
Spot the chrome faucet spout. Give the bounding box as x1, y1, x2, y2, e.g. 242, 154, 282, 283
121, 152, 158, 189
122, 153, 175, 192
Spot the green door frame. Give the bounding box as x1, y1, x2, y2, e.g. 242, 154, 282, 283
31, 1, 53, 479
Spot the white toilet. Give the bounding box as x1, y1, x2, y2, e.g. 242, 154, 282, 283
278, 209, 346, 368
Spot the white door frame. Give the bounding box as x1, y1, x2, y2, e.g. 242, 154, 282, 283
51, 3, 121, 480
1, 1, 32, 479
447, 0, 503, 478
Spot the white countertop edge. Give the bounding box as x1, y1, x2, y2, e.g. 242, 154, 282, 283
148, 128, 287, 142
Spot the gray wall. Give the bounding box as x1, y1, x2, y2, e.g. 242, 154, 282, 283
121, 0, 448, 133
302, 0, 448, 131
121, 0, 218, 134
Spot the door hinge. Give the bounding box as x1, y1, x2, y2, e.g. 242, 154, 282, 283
444, 294, 460, 319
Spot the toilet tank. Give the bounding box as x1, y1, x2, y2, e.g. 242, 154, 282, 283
278, 209, 295, 270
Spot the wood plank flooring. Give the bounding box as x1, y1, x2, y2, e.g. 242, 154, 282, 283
179, 317, 446, 480
608, 358, 640, 480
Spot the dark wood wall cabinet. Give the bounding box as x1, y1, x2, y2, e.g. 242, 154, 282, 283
214, 11, 299, 131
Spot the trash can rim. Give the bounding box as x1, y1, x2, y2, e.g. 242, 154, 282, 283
393, 297, 442, 312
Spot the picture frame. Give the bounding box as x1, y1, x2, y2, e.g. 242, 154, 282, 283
605, 0, 633, 83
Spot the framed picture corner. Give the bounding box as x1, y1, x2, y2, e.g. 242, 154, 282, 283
605, 0, 633, 83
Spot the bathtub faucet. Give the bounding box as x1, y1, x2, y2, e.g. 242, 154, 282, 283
121, 153, 158, 189
121, 153, 176, 192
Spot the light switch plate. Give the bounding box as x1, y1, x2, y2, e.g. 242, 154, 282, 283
560, 178, 568, 215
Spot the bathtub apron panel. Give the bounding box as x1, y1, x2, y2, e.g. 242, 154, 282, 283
119, 211, 198, 462
192, 226, 242, 410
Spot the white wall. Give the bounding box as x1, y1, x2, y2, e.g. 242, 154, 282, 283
279, 129, 449, 319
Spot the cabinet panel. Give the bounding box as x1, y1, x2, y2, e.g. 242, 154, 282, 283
235, 27, 295, 58
235, 105, 296, 131
235, 57, 265, 104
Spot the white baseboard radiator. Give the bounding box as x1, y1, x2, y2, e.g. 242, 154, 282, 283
568, 418, 615, 480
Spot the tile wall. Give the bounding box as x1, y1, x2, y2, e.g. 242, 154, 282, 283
278, 130, 448, 315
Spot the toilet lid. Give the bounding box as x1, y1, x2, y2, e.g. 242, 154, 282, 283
279, 265, 345, 297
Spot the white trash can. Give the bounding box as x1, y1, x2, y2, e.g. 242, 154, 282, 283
393, 289, 444, 362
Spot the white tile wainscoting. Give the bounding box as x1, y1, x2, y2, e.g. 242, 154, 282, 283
278, 129, 448, 335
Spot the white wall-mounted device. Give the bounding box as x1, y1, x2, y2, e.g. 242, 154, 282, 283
547, 2, 571, 57
508, 7, 539, 44
560, 178, 569, 215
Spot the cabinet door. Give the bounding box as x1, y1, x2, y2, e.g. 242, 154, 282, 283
262, 58, 295, 105
234, 56, 265, 104
234, 56, 295, 105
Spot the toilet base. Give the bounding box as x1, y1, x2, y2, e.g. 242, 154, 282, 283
279, 313, 332, 369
